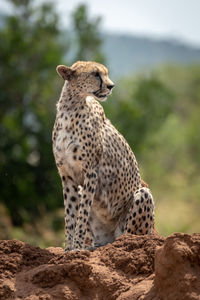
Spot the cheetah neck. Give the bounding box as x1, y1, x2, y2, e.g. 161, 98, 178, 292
57, 81, 86, 112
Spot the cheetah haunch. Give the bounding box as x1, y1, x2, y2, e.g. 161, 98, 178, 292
53, 61, 155, 251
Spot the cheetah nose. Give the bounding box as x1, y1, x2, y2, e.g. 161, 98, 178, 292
107, 84, 115, 90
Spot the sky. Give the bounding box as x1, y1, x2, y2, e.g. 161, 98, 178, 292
1, 0, 200, 47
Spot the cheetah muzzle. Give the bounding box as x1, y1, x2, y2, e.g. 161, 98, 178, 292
52, 60, 155, 251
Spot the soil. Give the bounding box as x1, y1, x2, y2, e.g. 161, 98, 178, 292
0, 233, 200, 300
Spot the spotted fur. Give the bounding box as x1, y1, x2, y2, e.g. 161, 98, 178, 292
52, 61, 155, 251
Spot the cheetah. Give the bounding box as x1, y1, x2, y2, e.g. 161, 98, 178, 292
52, 61, 155, 251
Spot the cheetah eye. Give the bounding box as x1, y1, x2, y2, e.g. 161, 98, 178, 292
93, 72, 100, 78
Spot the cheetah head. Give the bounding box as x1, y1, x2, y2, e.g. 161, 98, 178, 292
56, 61, 115, 102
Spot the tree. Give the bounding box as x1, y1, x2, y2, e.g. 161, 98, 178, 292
71, 4, 105, 63
0, 0, 67, 225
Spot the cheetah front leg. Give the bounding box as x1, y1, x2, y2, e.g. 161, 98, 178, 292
76, 185, 95, 250
72, 169, 98, 250
61, 175, 80, 251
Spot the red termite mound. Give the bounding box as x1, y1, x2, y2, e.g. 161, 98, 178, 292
0, 233, 200, 300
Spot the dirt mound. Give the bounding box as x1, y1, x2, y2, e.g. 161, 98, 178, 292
0, 233, 200, 300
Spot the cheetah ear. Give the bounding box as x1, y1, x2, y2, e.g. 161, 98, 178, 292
56, 65, 75, 81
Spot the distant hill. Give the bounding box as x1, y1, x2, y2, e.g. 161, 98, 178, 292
102, 33, 200, 77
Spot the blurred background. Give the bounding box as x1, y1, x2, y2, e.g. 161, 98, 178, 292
0, 0, 200, 248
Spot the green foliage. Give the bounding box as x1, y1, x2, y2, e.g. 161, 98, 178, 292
158, 65, 200, 171
103, 74, 173, 156
0, 0, 67, 225
140, 65, 200, 235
